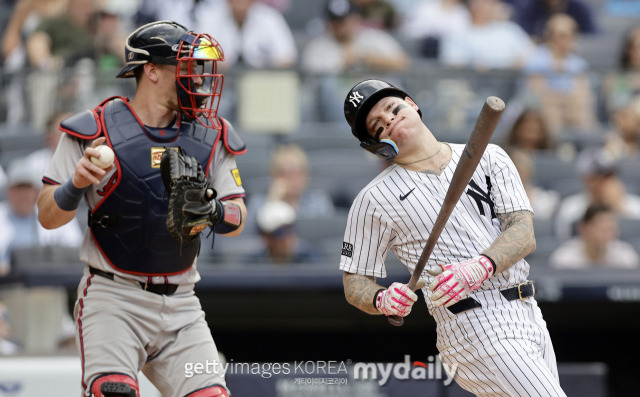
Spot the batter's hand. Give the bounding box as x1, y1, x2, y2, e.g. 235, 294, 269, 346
375, 280, 427, 317
73, 137, 114, 188
428, 255, 495, 308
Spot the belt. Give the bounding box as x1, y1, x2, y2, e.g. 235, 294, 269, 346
447, 281, 536, 315
89, 267, 179, 296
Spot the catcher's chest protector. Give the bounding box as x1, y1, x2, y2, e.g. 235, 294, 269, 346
88, 98, 218, 275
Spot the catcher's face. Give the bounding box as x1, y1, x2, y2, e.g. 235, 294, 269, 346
175, 33, 224, 129
365, 96, 421, 145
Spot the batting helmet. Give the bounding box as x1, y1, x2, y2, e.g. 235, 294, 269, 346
117, 21, 225, 129
344, 79, 422, 160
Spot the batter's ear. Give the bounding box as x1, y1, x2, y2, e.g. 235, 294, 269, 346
405, 96, 420, 112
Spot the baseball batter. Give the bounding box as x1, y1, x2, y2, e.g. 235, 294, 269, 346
339, 80, 566, 396
37, 21, 246, 397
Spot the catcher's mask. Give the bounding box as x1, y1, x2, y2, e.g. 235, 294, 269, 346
343, 79, 422, 160
117, 21, 225, 130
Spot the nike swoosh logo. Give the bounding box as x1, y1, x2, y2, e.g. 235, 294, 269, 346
399, 188, 415, 201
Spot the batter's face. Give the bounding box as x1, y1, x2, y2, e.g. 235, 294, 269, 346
365, 96, 420, 143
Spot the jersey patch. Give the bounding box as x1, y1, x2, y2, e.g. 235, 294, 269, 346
231, 168, 242, 186
342, 242, 354, 257
150, 147, 178, 168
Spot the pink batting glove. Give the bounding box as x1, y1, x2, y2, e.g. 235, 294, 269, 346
428, 255, 495, 308
375, 282, 420, 317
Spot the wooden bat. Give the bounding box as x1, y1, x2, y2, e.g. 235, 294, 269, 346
388, 96, 506, 327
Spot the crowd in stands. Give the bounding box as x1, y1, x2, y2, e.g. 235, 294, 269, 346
0, 0, 639, 352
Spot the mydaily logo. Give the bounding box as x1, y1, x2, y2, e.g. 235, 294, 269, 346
353, 355, 457, 386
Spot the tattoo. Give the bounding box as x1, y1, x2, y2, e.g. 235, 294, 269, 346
421, 159, 450, 175
343, 272, 384, 315
438, 159, 450, 173
482, 210, 535, 273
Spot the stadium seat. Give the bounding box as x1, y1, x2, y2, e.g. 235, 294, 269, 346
532, 151, 579, 190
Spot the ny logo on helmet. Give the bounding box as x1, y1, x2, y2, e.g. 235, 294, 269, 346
349, 91, 364, 107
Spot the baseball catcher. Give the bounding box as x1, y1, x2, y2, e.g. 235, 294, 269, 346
37, 20, 246, 397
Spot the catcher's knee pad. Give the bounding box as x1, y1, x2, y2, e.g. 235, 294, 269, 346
184, 385, 229, 397
90, 373, 139, 397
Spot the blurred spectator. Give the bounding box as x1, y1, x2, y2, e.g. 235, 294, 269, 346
351, 0, 398, 31
522, 14, 597, 136
0, 301, 19, 355
1, 0, 67, 125
516, 0, 597, 41
399, 0, 470, 59
1, 0, 66, 67
549, 204, 640, 268
603, 96, 640, 159
504, 108, 556, 152
440, 0, 534, 70
249, 200, 323, 264
619, 25, 640, 72
25, 0, 96, 70
245, 144, 335, 235
93, 2, 128, 71
302, 0, 409, 74
260, 0, 291, 13
25, 0, 100, 129
136, 0, 196, 27
24, 110, 73, 178
554, 148, 640, 238
0, 158, 83, 275
302, 0, 409, 121
195, 0, 297, 69
508, 149, 560, 220
601, 26, 640, 116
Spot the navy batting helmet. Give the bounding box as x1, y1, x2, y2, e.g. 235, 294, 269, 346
344, 79, 421, 159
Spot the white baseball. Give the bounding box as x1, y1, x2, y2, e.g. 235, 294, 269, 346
91, 145, 115, 169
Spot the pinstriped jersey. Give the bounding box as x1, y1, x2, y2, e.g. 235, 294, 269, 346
339, 143, 533, 311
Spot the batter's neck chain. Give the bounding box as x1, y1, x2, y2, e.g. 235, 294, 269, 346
395, 142, 442, 166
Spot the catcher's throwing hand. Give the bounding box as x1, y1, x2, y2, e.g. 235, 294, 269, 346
160, 147, 222, 241
74, 137, 114, 187
428, 255, 495, 308
375, 280, 427, 317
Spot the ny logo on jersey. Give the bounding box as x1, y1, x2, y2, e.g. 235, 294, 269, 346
349, 91, 364, 107
466, 176, 496, 219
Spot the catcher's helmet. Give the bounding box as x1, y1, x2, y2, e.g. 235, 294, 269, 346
117, 21, 225, 129
117, 21, 190, 78
344, 79, 422, 160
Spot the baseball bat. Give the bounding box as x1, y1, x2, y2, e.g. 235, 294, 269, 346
388, 96, 506, 327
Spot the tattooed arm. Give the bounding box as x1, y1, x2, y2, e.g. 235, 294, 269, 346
343, 272, 385, 315
482, 210, 536, 273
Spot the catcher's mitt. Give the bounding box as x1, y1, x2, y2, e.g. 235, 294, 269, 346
160, 147, 221, 241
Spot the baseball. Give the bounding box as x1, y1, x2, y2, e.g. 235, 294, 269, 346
91, 145, 115, 169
